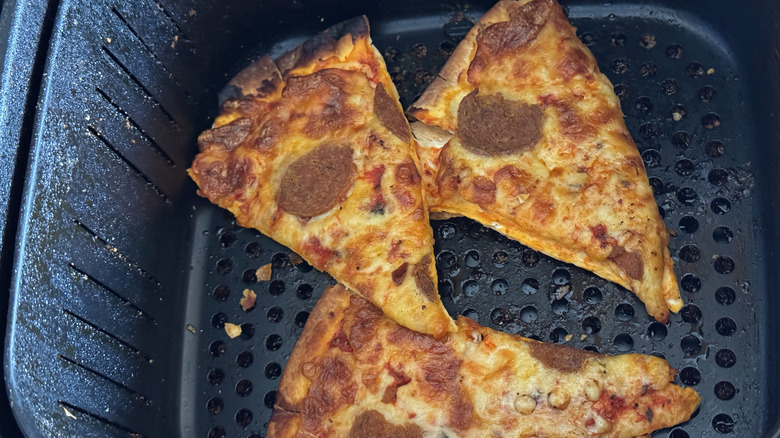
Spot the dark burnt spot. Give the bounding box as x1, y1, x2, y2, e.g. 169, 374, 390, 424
528, 340, 601, 373
609, 246, 644, 280
197, 118, 252, 152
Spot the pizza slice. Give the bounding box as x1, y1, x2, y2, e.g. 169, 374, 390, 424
189, 16, 456, 338
407, 0, 681, 323
268, 284, 700, 437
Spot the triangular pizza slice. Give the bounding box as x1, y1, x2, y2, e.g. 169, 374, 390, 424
189, 17, 455, 337
268, 284, 700, 437
408, 0, 681, 322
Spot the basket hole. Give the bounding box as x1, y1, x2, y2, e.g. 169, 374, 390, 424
492, 251, 508, 268
237, 351, 254, 368
410, 43, 428, 58
491, 279, 508, 296
686, 62, 705, 78
208, 426, 226, 438
207, 397, 224, 415
264, 390, 277, 409
265, 334, 282, 351
670, 104, 687, 121
215, 258, 233, 275
439, 280, 453, 299
462, 308, 479, 322
679, 216, 699, 234
296, 283, 313, 300
711, 197, 731, 215
641, 150, 661, 168
615, 303, 635, 321
714, 256, 735, 274
521, 249, 540, 267
552, 268, 570, 285
679, 366, 701, 385
580, 32, 597, 46
236, 379, 253, 396
582, 316, 601, 334
712, 413, 735, 433
678, 245, 700, 263
210, 340, 226, 358
219, 231, 236, 248
438, 40, 456, 56
610, 32, 626, 46
674, 159, 694, 177
635, 96, 653, 114
269, 280, 286, 296
611, 58, 629, 74
648, 177, 665, 195
490, 307, 512, 326
584, 286, 603, 304
519, 306, 538, 323
708, 168, 729, 186
383, 46, 399, 62
666, 43, 684, 59
550, 327, 568, 344
671, 131, 691, 147
241, 269, 257, 285
207, 368, 225, 385
265, 363, 282, 380
680, 304, 702, 324
463, 280, 479, 297
714, 381, 736, 400
267, 306, 284, 323
614, 83, 630, 100
648, 322, 667, 340
713, 226, 733, 244
240, 323, 255, 340
211, 312, 228, 329
640, 62, 658, 78
650, 352, 666, 360
551, 298, 569, 315
680, 273, 701, 293
465, 250, 480, 267
235, 408, 253, 428
706, 140, 725, 157
715, 286, 736, 305
614, 333, 634, 351
294, 311, 309, 328
639, 122, 659, 139
438, 222, 457, 239
660, 79, 678, 95
244, 242, 261, 258
213, 285, 230, 302
676, 187, 698, 205
522, 278, 539, 295
702, 113, 722, 130
271, 253, 290, 270
716, 317, 737, 336
669, 429, 689, 438
583, 345, 599, 353
436, 250, 457, 269
639, 33, 656, 49
699, 85, 718, 103
715, 349, 736, 368
680, 335, 702, 356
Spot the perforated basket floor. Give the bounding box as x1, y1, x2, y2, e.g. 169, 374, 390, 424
4, 0, 777, 437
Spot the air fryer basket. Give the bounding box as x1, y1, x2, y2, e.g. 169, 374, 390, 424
2, 0, 779, 437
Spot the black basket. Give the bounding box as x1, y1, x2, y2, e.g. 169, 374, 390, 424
0, 0, 779, 437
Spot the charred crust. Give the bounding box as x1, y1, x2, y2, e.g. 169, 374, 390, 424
219, 55, 282, 105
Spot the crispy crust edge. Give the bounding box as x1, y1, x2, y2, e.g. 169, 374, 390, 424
267, 285, 352, 438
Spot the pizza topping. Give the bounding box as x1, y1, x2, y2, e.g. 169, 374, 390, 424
392, 263, 409, 285
585, 414, 613, 434
253, 117, 285, 151
468, 0, 552, 79
557, 46, 593, 81
301, 356, 357, 432
330, 328, 354, 353
457, 89, 544, 156
584, 379, 602, 402
514, 394, 537, 414
284, 69, 358, 139
193, 156, 251, 198
414, 255, 436, 302
436, 145, 461, 199
461, 176, 496, 205
276, 144, 355, 218
348, 410, 422, 438
553, 101, 597, 142
301, 236, 337, 270
548, 388, 570, 409
382, 365, 412, 404
594, 392, 627, 423
374, 83, 411, 142
394, 160, 422, 186
609, 246, 645, 280
197, 117, 252, 152
527, 340, 600, 373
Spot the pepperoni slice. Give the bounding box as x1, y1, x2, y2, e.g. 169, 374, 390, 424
373, 83, 411, 142
276, 144, 355, 218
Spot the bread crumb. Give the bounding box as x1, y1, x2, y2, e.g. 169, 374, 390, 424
564, 334, 573, 342
256, 263, 272, 281
289, 252, 304, 266
707, 67, 715, 74
63, 406, 78, 420
225, 323, 242, 338
186, 324, 197, 334
580, 334, 587, 341
240, 289, 257, 312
